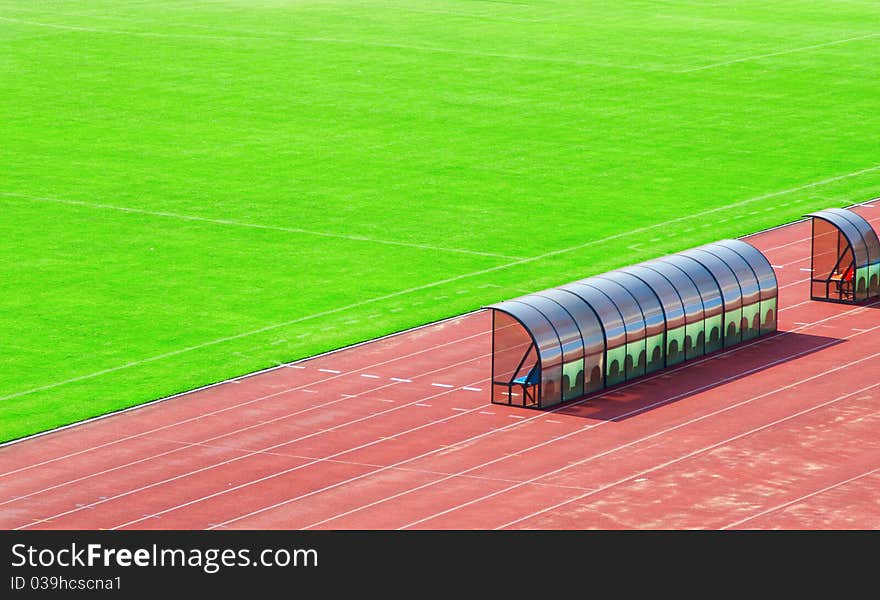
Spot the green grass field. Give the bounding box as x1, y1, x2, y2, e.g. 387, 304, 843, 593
1, 0, 879, 443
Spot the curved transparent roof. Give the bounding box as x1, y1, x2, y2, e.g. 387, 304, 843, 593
562, 283, 626, 349
534, 289, 605, 357
806, 208, 880, 268
657, 255, 724, 317
580, 278, 646, 342
489, 300, 562, 368
597, 271, 666, 337
698, 243, 760, 307
679, 248, 743, 311
622, 265, 686, 331
716, 239, 778, 300
486, 239, 777, 375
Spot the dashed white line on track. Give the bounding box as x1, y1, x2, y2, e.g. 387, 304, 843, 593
414, 403, 432, 408
462, 387, 482, 392
319, 369, 341, 374
431, 383, 454, 388
390, 378, 413, 383
360, 374, 381, 379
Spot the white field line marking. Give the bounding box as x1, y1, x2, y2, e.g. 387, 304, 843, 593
278, 307, 880, 530
2, 347, 490, 509
451, 408, 469, 412
0, 191, 521, 260
479, 411, 495, 415
318, 369, 341, 374
496, 376, 880, 530
302, 313, 880, 530
360, 374, 380, 379
462, 387, 482, 392
0, 14, 270, 40
390, 378, 412, 383
414, 403, 432, 408
721, 465, 880, 529
431, 383, 454, 388
0, 327, 490, 480
105, 380, 490, 531
297, 37, 664, 72
678, 33, 880, 73
400, 342, 864, 529
4, 164, 877, 405
3, 196, 872, 501
16, 352, 492, 530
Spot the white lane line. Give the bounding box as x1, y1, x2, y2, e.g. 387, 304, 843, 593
15, 270, 880, 524
377, 399, 395, 403
770, 265, 784, 268
800, 268, 813, 272
17, 355, 490, 530
479, 411, 495, 416
303, 311, 879, 530
679, 33, 880, 73
721, 464, 880, 529
496, 377, 880, 530
462, 387, 482, 392
318, 369, 341, 374
431, 383, 454, 388
414, 404, 432, 408
5, 165, 877, 407
0, 326, 491, 480
0, 190, 521, 260
360, 374, 380, 379
390, 378, 412, 383
286, 365, 306, 369
508, 415, 526, 420
301, 390, 317, 394
107, 381, 488, 530
451, 408, 469, 412
545, 420, 563, 424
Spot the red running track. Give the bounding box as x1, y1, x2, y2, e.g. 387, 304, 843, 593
1, 204, 879, 530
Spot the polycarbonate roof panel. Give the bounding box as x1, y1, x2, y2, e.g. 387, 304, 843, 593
598, 271, 666, 337
699, 243, 760, 306
519, 294, 583, 363
717, 239, 778, 301
578, 278, 646, 341
657, 255, 724, 317
806, 209, 872, 267
679, 249, 742, 311
623, 265, 686, 330
823, 208, 880, 266
535, 289, 605, 356
561, 283, 627, 349
489, 300, 562, 368
639, 260, 704, 325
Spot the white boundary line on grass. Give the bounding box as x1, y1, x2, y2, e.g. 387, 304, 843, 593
678, 33, 880, 73
1, 171, 878, 445
0, 191, 524, 260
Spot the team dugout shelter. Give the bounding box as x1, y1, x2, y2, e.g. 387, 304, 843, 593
806, 207, 880, 304
487, 239, 778, 410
